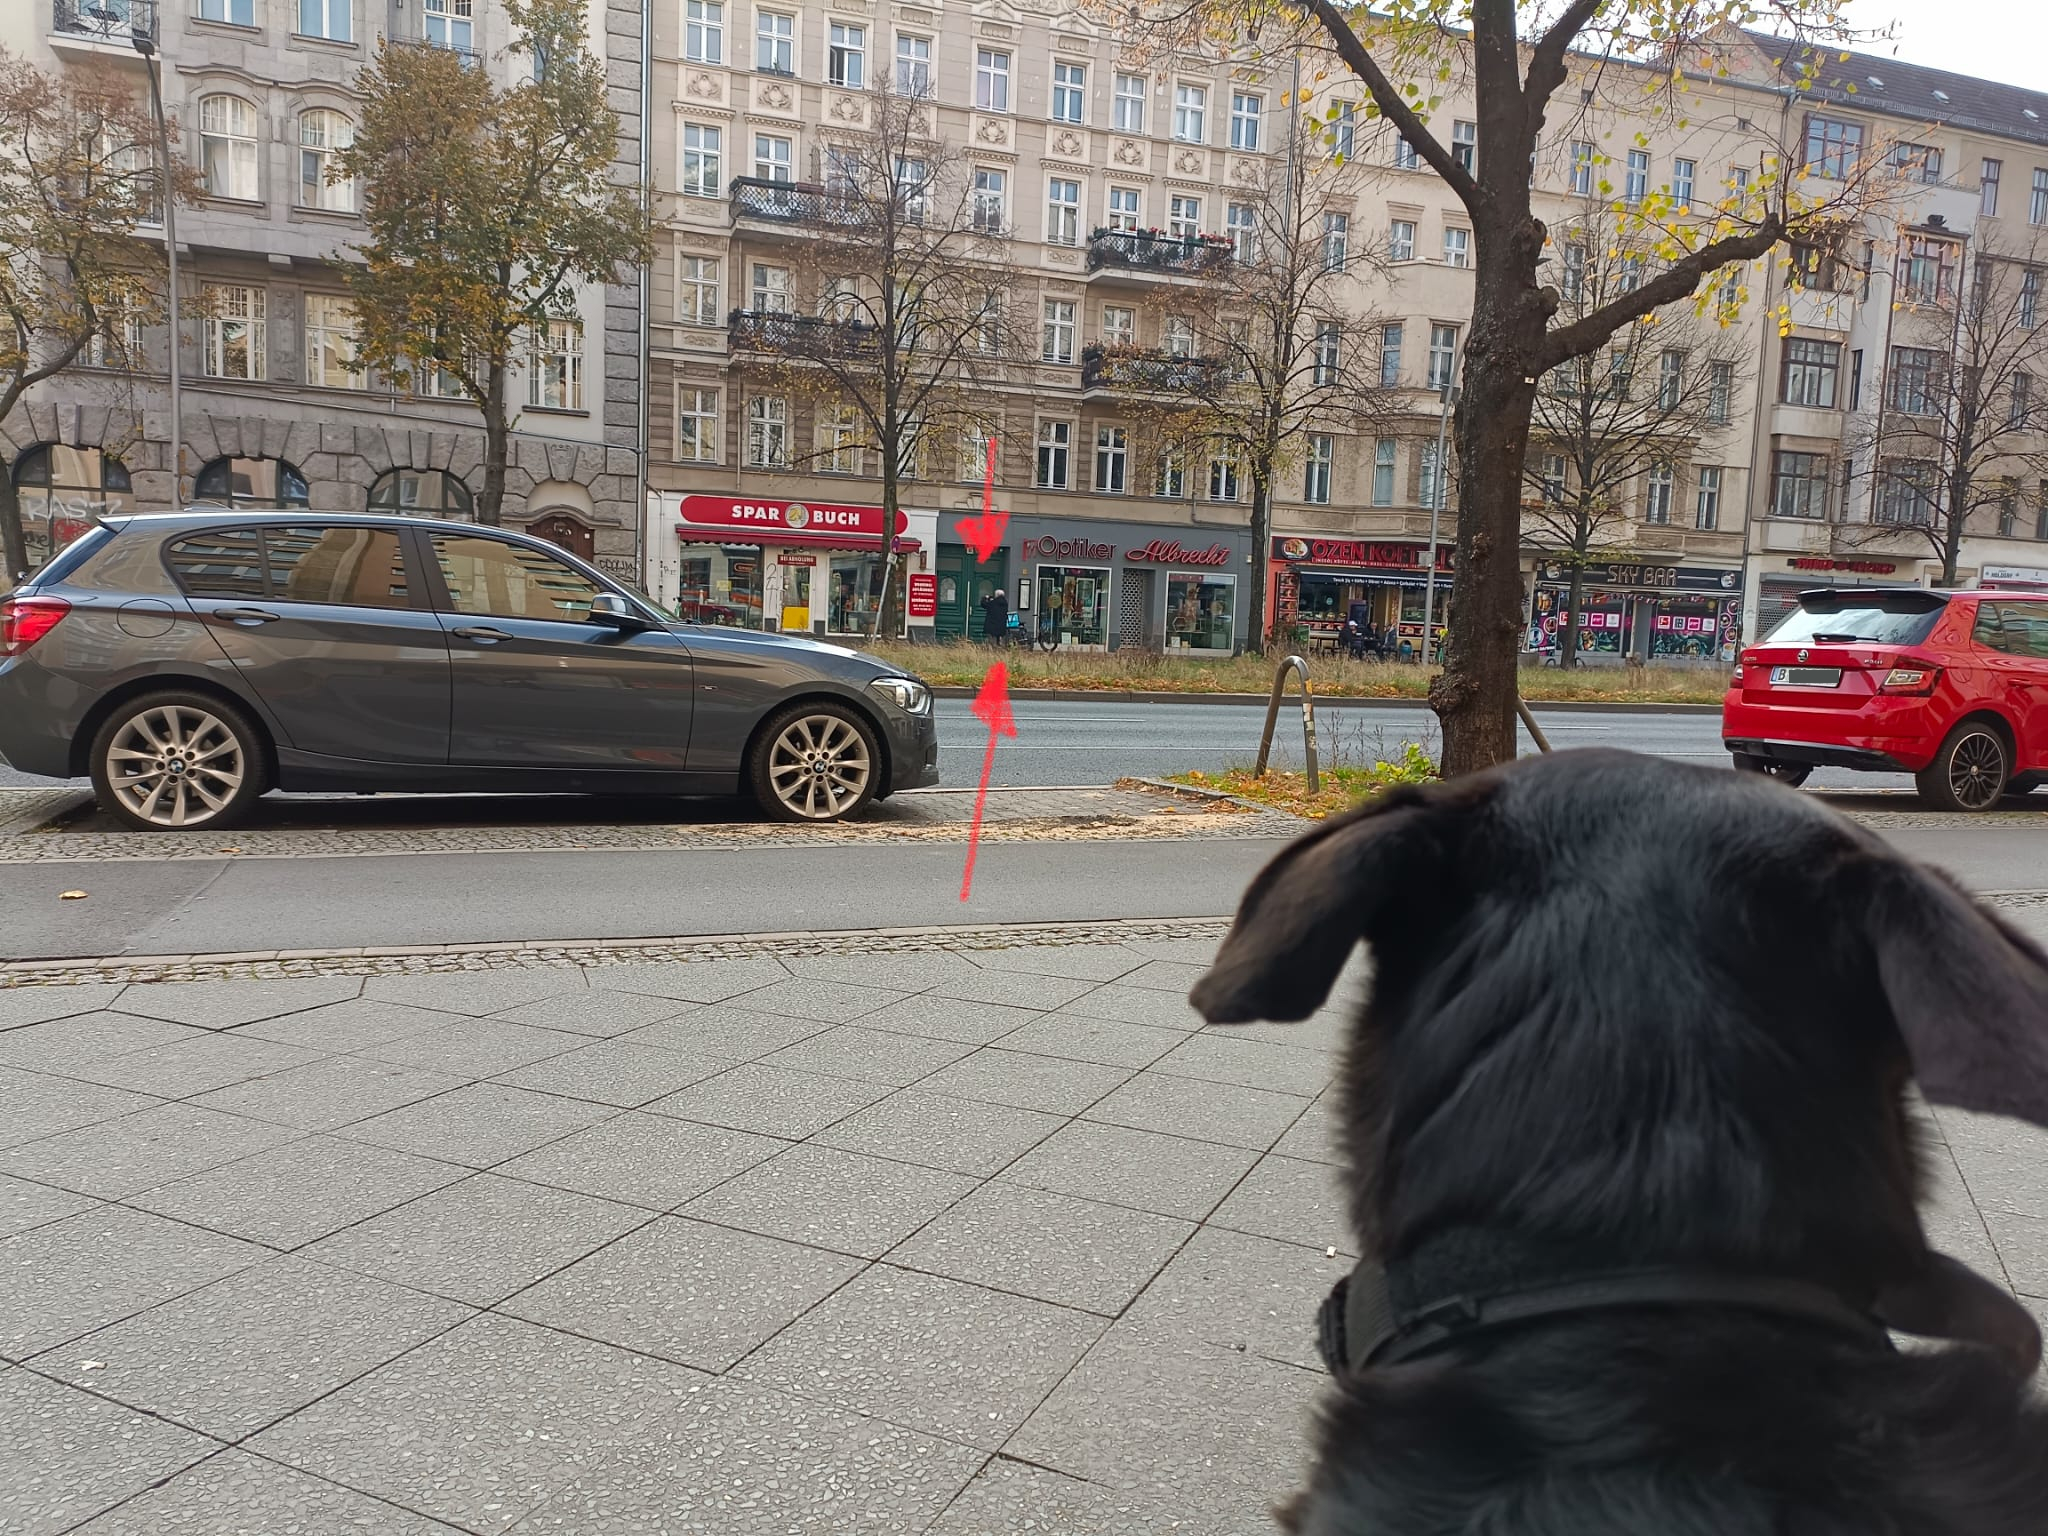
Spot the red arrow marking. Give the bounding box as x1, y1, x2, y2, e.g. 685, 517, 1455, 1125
959, 662, 1018, 902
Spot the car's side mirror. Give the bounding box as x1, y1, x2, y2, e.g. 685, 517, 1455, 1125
588, 592, 649, 630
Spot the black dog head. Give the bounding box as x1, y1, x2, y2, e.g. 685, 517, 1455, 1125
1192, 750, 2048, 1349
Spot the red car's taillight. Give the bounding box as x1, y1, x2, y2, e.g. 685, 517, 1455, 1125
0, 596, 71, 657
1730, 663, 1745, 686
1878, 665, 1942, 696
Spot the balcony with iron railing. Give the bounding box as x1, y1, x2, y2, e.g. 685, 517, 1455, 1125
728, 308, 881, 357
52, 0, 156, 50
1086, 228, 1234, 282
1081, 342, 1226, 395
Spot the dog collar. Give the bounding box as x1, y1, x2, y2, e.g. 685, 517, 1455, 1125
1316, 1258, 1893, 1375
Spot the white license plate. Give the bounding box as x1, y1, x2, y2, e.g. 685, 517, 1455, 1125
1770, 666, 1842, 688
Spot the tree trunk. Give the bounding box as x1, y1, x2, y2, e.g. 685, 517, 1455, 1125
1941, 456, 1971, 586
1431, 260, 1543, 775
1246, 469, 1272, 654
1562, 560, 1585, 670
0, 460, 28, 586
477, 361, 509, 527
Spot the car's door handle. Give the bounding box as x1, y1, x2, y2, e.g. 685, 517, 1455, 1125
213, 606, 280, 625
453, 625, 513, 644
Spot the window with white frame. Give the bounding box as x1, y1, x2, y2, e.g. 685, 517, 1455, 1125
1388, 219, 1414, 261
1322, 212, 1349, 272
818, 405, 864, 473
1770, 449, 1829, 519
198, 0, 253, 23
1569, 140, 1594, 196
1172, 83, 1206, 143
1101, 305, 1135, 346
684, 0, 723, 63
1329, 101, 1355, 161
1420, 440, 1447, 508
1561, 242, 1586, 301
827, 22, 864, 85
822, 147, 860, 199
1042, 298, 1075, 363
1208, 447, 1240, 502
972, 167, 1006, 233
423, 0, 472, 51
1230, 92, 1261, 151
1981, 158, 2002, 217
1621, 148, 1651, 204
1114, 73, 1146, 132
754, 134, 793, 182
1694, 466, 1722, 529
1168, 194, 1200, 240
975, 289, 1001, 354
1095, 426, 1127, 493
528, 321, 584, 410
199, 95, 258, 201
1155, 449, 1186, 498
959, 428, 995, 483
680, 123, 722, 198
1053, 62, 1087, 124
203, 283, 265, 379
1889, 345, 1942, 414
2032, 167, 2047, 225
1427, 323, 1458, 392
1451, 120, 1476, 174
1539, 454, 1566, 504
303, 294, 361, 388
1036, 419, 1071, 488
2023, 267, 2040, 329
299, 0, 350, 41
1313, 322, 1340, 385
1379, 322, 1403, 386
894, 34, 931, 97
756, 11, 794, 73
676, 388, 719, 462
976, 48, 1011, 112
1658, 349, 1686, 410
1644, 463, 1674, 524
1107, 186, 1140, 232
1227, 202, 1258, 261
747, 396, 787, 466
1443, 227, 1469, 267
1709, 360, 1733, 423
1673, 157, 1695, 208
1876, 459, 1938, 525
1393, 136, 1418, 170
1304, 434, 1333, 503
750, 262, 791, 312
2016, 372, 2035, 430
894, 156, 928, 222
821, 274, 860, 322
1046, 178, 1080, 246
298, 110, 354, 212
1372, 438, 1396, 504
1164, 315, 1194, 357
1618, 253, 1644, 292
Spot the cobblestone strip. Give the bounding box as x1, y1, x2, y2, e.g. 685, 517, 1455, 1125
0, 916, 1238, 988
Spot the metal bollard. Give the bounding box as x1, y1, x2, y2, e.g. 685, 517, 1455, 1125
1514, 696, 1553, 753
1254, 655, 1320, 793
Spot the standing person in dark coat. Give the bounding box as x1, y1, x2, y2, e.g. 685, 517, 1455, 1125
978, 584, 1009, 646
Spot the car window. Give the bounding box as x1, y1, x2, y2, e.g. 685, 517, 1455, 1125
430, 534, 601, 622
165, 527, 267, 599
1976, 601, 2048, 659
1765, 597, 1944, 647
262, 526, 411, 610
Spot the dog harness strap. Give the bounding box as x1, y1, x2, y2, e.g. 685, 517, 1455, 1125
1320, 1259, 1892, 1375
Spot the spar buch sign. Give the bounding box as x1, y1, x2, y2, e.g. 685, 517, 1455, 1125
677, 495, 907, 548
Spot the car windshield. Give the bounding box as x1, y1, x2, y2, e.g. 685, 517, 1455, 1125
1765, 595, 1944, 648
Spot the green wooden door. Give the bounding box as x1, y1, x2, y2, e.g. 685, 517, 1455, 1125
935, 543, 1008, 639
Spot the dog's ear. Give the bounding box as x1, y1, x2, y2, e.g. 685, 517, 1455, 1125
1190, 785, 1453, 1025
1863, 858, 2048, 1126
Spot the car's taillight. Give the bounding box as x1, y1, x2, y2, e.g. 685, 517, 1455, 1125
1730, 663, 1745, 686
1879, 665, 1941, 696
0, 596, 71, 657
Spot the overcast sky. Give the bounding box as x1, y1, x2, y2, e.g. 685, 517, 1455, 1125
1860, 0, 2048, 91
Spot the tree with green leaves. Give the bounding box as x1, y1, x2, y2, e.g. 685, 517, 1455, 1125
0, 53, 181, 583
338, 0, 649, 526
1119, 0, 1882, 774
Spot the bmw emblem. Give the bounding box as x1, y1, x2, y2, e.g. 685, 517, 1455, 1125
1796, 648, 1809, 662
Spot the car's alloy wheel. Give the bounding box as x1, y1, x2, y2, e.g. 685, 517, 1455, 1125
755, 705, 878, 821
1915, 723, 2009, 812
91, 694, 265, 831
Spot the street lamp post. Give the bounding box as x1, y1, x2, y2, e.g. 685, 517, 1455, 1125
131, 5, 182, 507
1421, 380, 1459, 665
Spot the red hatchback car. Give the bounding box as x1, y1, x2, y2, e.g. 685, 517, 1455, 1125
1722, 587, 2048, 811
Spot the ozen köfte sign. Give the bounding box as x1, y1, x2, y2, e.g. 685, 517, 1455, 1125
1274, 536, 1450, 571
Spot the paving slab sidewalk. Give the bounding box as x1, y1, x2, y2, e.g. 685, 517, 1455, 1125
0, 924, 2042, 1536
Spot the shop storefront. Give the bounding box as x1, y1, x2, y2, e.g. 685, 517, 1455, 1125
651, 494, 934, 637
1269, 536, 1453, 657
1752, 556, 1917, 642
1527, 559, 1743, 665
937, 514, 1254, 653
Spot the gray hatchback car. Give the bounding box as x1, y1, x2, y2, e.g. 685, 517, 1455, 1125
0, 511, 939, 830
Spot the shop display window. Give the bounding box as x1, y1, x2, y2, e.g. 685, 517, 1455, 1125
1166, 571, 1234, 653
1035, 563, 1108, 648
678, 543, 762, 625
828, 551, 887, 633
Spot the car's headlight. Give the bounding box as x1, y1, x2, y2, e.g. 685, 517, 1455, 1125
868, 676, 931, 714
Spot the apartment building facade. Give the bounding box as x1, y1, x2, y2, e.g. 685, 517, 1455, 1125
641, 8, 2048, 658
4, 0, 648, 578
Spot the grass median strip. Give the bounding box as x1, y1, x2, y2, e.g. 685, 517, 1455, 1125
868, 642, 1724, 705
1168, 744, 1440, 820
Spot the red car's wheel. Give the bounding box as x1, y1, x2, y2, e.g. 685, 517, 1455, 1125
1914, 721, 2010, 812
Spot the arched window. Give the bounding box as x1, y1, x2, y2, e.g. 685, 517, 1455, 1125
367, 468, 473, 518
12, 445, 132, 570
197, 94, 259, 200
194, 456, 310, 508
298, 110, 355, 212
